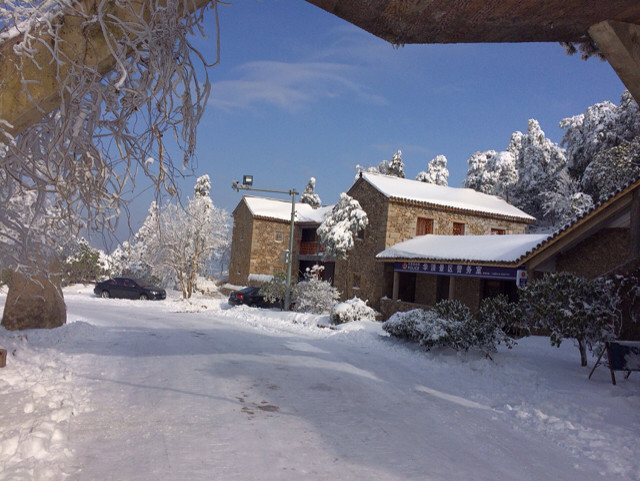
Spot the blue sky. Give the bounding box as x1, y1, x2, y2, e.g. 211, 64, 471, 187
137, 0, 627, 235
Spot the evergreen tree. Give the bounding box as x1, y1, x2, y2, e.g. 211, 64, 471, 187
317, 193, 368, 260
511, 119, 567, 221
415, 154, 449, 186
355, 149, 405, 179
300, 177, 321, 207
560, 90, 640, 202
387, 150, 405, 178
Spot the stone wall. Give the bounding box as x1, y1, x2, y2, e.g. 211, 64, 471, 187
229, 200, 303, 286
556, 228, 629, 279
249, 218, 291, 281
452, 277, 483, 313
228, 202, 253, 285
334, 180, 390, 308
385, 200, 529, 247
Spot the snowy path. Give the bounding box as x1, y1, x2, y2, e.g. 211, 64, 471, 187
1, 286, 639, 480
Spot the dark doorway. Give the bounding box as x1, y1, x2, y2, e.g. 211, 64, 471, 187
482, 279, 518, 302
436, 275, 450, 302
398, 272, 416, 302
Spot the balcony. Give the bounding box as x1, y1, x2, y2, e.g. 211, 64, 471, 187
299, 241, 324, 256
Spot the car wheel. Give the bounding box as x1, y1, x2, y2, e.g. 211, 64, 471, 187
101, 290, 110, 299
139, 293, 149, 300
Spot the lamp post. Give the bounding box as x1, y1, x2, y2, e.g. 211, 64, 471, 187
232, 176, 298, 310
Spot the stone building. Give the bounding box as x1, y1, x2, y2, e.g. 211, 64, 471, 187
334, 172, 536, 312
374, 175, 640, 325
228, 195, 333, 286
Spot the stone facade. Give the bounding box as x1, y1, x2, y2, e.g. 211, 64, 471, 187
335, 177, 532, 312
228, 199, 321, 286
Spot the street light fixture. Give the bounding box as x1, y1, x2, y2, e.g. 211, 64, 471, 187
232, 175, 298, 310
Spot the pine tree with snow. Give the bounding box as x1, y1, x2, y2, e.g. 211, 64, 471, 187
462, 150, 518, 200
541, 170, 594, 227
387, 150, 405, 178
355, 149, 405, 180
415, 155, 449, 186
300, 177, 321, 208
560, 90, 640, 202
510, 119, 567, 222
317, 193, 369, 261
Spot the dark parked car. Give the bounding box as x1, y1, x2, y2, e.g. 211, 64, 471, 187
94, 277, 166, 300
228, 286, 278, 308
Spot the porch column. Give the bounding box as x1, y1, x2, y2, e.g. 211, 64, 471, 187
392, 271, 400, 300
629, 189, 640, 261
448, 276, 456, 300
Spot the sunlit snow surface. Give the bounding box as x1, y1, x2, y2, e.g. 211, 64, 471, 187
0, 285, 638, 481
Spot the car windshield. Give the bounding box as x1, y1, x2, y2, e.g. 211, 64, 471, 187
239, 286, 259, 294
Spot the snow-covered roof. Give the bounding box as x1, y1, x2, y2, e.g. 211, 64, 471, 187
376, 233, 551, 265
358, 172, 535, 222
241, 195, 332, 223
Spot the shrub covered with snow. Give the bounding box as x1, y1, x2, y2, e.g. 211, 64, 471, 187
475, 295, 523, 351
330, 297, 378, 324
519, 272, 620, 366
292, 276, 340, 314
383, 299, 518, 353
260, 274, 288, 307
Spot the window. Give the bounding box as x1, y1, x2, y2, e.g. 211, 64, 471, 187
416, 217, 434, 235
352, 273, 361, 289
491, 228, 506, 235
452, 222, 465, 235
274, 231, 284, 243
356, 228, 365, 240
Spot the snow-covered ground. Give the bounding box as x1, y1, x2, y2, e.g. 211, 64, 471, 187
0, 285, 638, 481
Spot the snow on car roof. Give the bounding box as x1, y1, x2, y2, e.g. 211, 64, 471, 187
376, 233, 551, 264
359, 172, 535, 222
243, 195, 332, 223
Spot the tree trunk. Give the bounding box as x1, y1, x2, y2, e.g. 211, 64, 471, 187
2, 271, 66, 330
578, 338, 588, 367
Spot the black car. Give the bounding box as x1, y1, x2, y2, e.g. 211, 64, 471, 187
94, 277, 166, 300
228, 286, 278, 308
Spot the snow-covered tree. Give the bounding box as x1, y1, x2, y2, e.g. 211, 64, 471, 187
355, 149, 405, 179
415, 154, 449, 186
387, 150, 405, 178
317, 193, 369, 260
540, 170, 594, 226
462, 150, 495, 194
511, 119, 567, 221
0, 0, 217, 328
58, 237, 109, 285
519, 273, 620, 366
126, 175, 230, 299
300, 177, 321, 207
582, 137, 640, 202
560, 91, 640, 202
